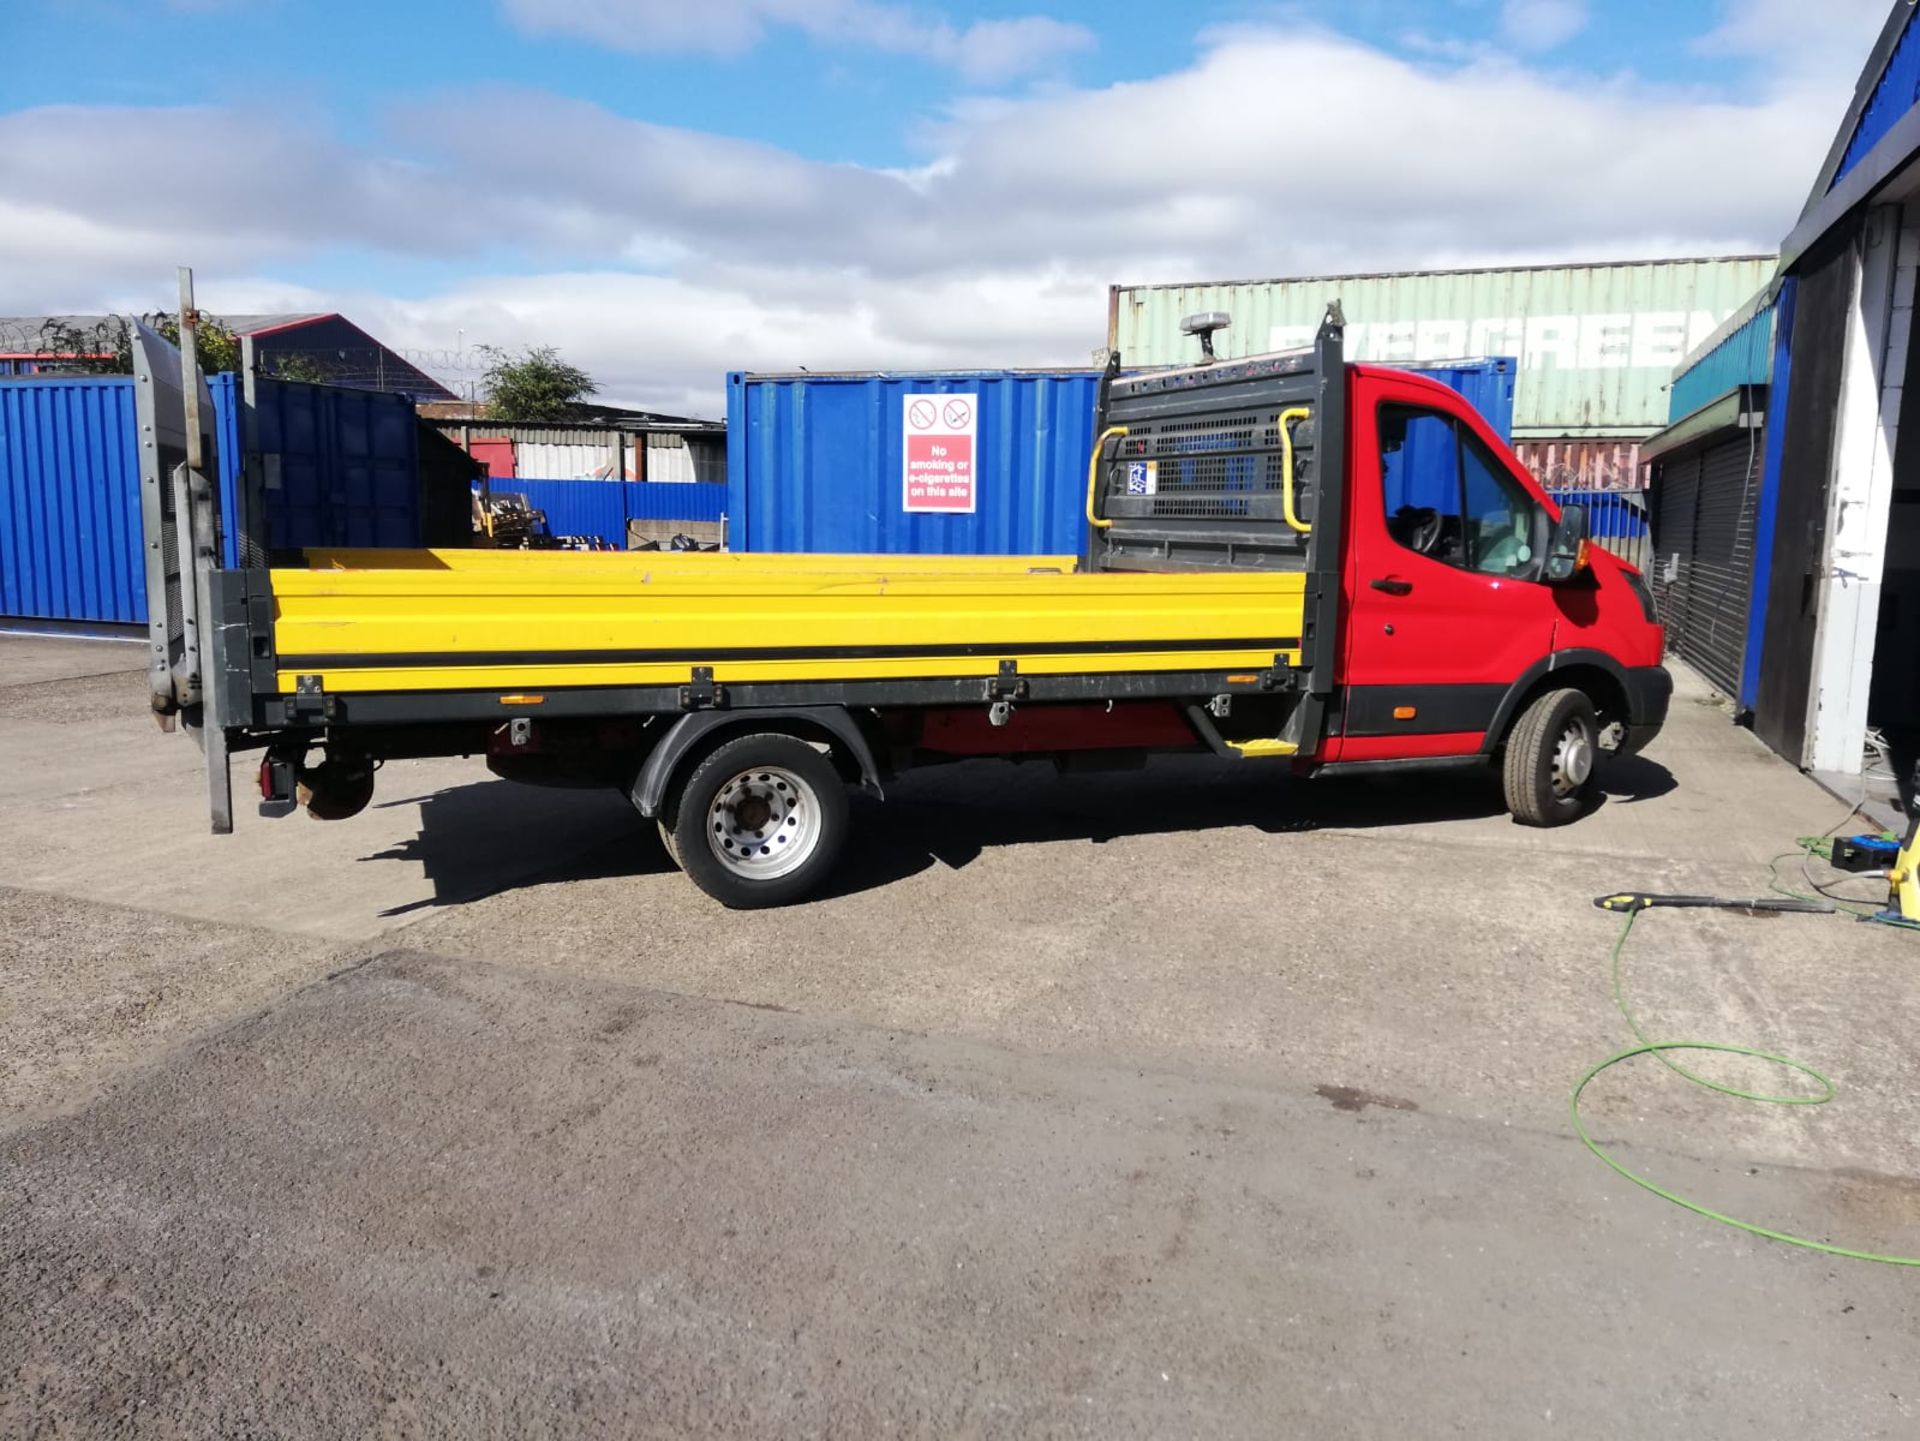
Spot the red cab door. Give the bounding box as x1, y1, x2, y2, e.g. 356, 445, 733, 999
1332, 370, 1560, 761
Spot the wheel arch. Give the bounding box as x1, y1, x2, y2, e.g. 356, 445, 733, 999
631, 706, 884, 818
1481, 650, 1632, 757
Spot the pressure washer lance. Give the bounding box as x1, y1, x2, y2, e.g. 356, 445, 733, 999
1593, 893, 1834, 916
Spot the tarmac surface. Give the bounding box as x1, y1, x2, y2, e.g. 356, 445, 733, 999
3, 631, 1917, 1437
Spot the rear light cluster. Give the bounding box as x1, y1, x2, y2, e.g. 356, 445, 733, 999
259, 755, 296, 804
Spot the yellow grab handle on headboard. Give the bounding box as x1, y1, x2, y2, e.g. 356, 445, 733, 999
1085, 425, 1131, 531
1279, 407, 1312, 535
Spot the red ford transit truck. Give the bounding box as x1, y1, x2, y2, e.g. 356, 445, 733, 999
138, 311, 1670, 908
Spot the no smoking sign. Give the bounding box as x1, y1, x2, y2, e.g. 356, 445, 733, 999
903, 392, 977, 514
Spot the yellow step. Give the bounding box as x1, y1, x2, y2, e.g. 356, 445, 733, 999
1226, 738, 1300, 759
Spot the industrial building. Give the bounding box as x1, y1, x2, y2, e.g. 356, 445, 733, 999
0, 312, 454, 402
1108, 257, 1774, 492
1646, 0, 1920, 804
425, 415, 726, 486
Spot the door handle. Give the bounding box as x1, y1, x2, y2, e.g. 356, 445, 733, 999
1370, 577, 1413, 596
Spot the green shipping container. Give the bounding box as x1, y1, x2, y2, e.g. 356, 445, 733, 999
1109, 257, 1777, 440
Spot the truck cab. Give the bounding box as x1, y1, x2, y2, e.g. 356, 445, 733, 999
1087, 319, 1669, 826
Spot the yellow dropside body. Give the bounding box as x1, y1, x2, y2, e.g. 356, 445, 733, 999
303, 548, 1080, 577
270, 549, 1308, 695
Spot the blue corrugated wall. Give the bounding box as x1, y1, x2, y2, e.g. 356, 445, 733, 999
3, 374, 430, 623
728, 362, 1517, 556
509, 479, 725, 543
1670, 303, 1776, 422
0, 379, 145, 624
1836, 9, 1920, 187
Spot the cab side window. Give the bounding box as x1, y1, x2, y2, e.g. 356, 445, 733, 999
1379, 408, 1464, 567
1378, 404, 1545, 581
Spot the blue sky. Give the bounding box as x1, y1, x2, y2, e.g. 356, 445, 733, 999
0, 0, 1896, 412
1, 1, 1814, 162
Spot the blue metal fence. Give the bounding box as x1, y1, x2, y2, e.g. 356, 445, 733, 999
0, 378, 145, 624
505, 479, 726, 545
4, 373, 431, 623
1551, 487, 1650, 571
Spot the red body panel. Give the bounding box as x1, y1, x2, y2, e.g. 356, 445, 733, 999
1332, 733, 1489, 763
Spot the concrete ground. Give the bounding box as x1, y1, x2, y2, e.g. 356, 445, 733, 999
2, 632, 1917, 1437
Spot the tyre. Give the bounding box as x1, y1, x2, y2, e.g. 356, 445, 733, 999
1501, 688, 1600, 827
666, 733, 849, 908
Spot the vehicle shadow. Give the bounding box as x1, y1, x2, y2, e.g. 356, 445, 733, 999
361, 779, 668, 916
818, 749, 1679, 900
357, 750, 1678, 910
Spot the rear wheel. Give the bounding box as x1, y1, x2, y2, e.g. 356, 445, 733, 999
666, 733, 849, 908
1501, 688, 1599, 827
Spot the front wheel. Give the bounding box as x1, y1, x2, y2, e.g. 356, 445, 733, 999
1501, 688, 1600, 827
665, 733, 850, 909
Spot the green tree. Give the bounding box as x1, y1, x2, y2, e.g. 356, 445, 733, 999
479, 344, 597, 422
33, 312, 242, 376
262, 352, 335, 384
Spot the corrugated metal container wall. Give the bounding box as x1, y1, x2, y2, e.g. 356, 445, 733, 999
1669, 302, 1775, 422
509, 479, 726, 545
1514, 439, 1644, 492
1411, 359, 1515, 443
2, 374, 426, 624
1112, 257, 1778, 438
728, 370, 1101, 556
251, 378, 420, 549
0, 378, 144, 624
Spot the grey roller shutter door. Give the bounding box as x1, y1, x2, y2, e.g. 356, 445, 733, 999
1679, 434, 1761, 697
1652, 452, 1700, 643
1653, 432, 1760, 698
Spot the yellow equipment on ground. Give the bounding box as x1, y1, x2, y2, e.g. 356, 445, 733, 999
1889, 816, 1920, 924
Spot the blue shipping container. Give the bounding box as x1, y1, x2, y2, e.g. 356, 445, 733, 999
508, 478, 725, 545
0, 378, 146, 625
728, 370, 1100, 556
727, 360, 1518, 556
2, 373, 426, 624
1404, 359, 1516, 447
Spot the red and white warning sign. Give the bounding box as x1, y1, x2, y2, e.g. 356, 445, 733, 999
903, 392, 977, 514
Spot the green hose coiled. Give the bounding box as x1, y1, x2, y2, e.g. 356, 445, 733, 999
1571, 910, 1920, 1266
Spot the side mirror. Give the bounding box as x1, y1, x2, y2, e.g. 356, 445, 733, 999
1544, 503, 1590, 583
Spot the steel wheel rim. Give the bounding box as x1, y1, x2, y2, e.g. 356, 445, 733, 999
706, 765, 821, 880
1551, 715, 1596, 796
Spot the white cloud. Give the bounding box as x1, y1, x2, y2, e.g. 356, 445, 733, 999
0, 20, 1881, 412
1499, 0, 1589, 53
498, 0, 1094, 83
1695, 0, 1890, 62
